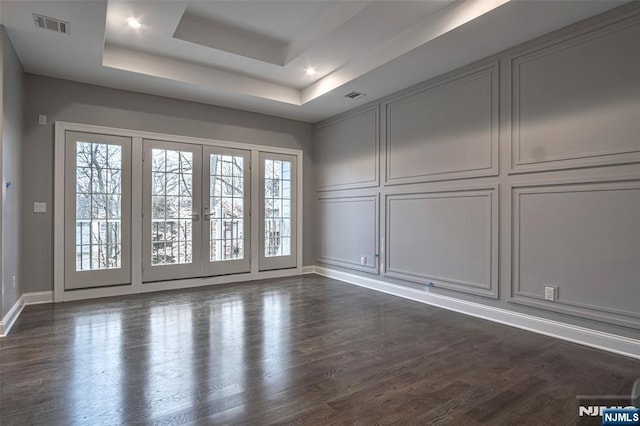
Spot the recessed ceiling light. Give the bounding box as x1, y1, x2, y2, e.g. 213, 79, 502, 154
305, 67, 316, 76
127, 17, 142, 29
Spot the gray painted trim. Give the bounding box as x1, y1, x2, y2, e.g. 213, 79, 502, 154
316, 194, 380, 274
509, 178, 640, 329
315, 104, 380, 192
384, 184, 499, 299
383, 60, 500, 186
507, 9, 640, 174
314, 3, 640, 333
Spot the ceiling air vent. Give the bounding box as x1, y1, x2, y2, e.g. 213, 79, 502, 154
344, 91, 367, 100
33, 14, 69, 34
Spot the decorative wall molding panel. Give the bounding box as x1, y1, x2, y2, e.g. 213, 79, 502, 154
509, 12, 640, 174
316, 105, 379, 191
510, 179, 640, 329
384, 61, 498, 185
317, 195, 379, 274
385, 186, 498, 298
315, 5, 640, 334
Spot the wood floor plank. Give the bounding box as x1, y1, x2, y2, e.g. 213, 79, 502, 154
1, 274, 638, 425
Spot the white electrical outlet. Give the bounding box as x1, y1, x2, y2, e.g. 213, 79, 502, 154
544, 286, 556, 301
360, 256, 367, 266
38, 114, 47, 125
34, 202, 47, 213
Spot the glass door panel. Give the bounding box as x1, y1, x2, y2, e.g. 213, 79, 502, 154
64, 131, 132, 289
203, 147, 251, 276
142, 140, 202, 282
259, 152, 297, 271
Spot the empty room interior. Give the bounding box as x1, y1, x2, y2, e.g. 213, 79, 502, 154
1, 0, 640, 424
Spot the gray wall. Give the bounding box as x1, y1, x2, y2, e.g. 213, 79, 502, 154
22, 74, 315, 294
1, 26, 24, 317
315, 4, 640, 338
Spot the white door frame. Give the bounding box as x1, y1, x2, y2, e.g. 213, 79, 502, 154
54, 121, 303, 302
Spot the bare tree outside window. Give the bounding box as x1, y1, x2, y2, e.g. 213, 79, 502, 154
150, 149, 194, 265
264, 159, 292, 257
75, 142, 122, 271
210, 154, 244, 261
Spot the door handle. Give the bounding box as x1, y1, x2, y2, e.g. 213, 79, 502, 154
192, 213, 200, 222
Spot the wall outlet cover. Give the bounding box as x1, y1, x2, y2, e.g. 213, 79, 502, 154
360, 256, 367, 266
34, 202, 47, 213
544, 286, 556, 301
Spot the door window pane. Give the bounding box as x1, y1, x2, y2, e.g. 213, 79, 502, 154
150, 149, 193, 265
264, 159, 292, 257
209, 154, 244, 261
75, 142, 122, 271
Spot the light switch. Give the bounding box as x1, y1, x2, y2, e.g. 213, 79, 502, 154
34, 202, 47, 213
38, 114, 47, 126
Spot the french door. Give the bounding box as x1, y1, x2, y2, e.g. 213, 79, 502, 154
203, 146, 251, 276
63, 130, 298, 291
142, 141, 251, 282
142, 140, 203, 282
259, 152, 297, 271
64, 131, 132, 289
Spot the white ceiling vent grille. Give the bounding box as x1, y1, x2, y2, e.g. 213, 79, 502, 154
344, 91, 367, 100
33, 14, 69, 34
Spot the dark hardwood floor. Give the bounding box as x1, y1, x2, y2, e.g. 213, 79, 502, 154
1, 274, 638, 425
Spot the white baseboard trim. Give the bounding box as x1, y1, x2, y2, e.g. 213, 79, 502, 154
23, 291, 54, 305
0, 291, 53, 337
311, 266, 640, 360
0, 295, 24, 337
302, 265, 316, 274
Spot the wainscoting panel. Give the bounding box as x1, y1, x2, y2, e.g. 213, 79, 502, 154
511, 180, 640, 329
510, 13, 640, 173
316, 106, 379, 191
317, 195, 379, 274
315, 4, 640, 339
385, 186, 498, 298
385, 62, 498, 185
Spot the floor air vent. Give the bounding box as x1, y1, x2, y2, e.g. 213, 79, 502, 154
344, 91, 367, 100
33, 14, 69, 34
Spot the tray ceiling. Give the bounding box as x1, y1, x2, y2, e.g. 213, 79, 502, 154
0, 0, 629, 122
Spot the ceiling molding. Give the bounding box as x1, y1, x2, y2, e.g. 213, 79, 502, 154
103, 45, 301, 105
0, 0, 632, 122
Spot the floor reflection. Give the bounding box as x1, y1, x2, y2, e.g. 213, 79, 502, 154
262, 291, 291, 387
4, 276, 640, 424
148, 304, 193, 420
209, 296, 246, 390
71, 311, 123, 424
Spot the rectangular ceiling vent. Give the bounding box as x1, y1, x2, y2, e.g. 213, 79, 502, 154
344, 91, 367, 100
33, 14, 69, 34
